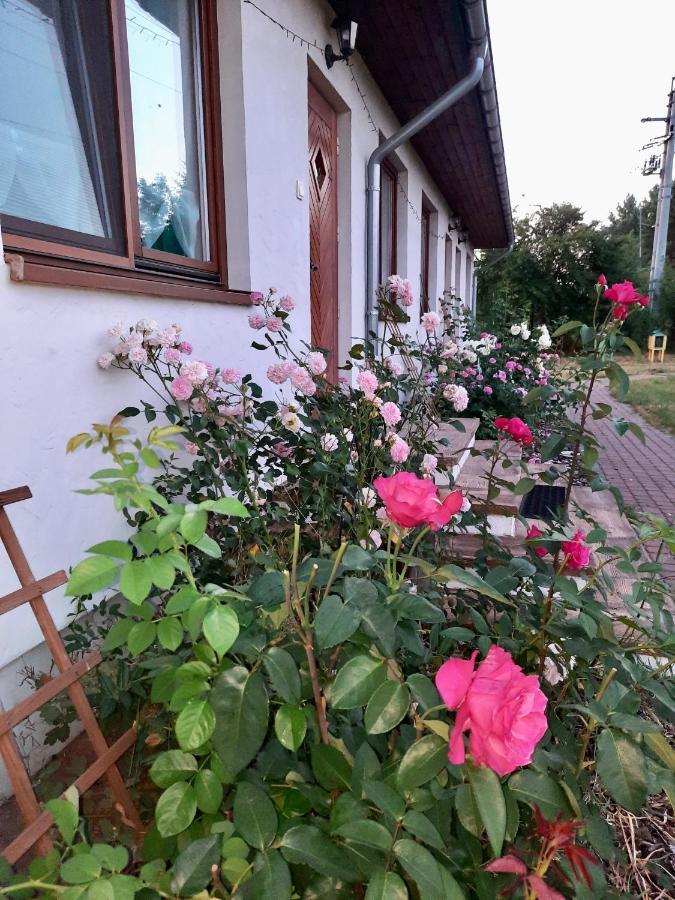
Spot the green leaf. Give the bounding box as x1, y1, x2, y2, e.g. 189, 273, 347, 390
432, 566, 514, 606
86, 540, 132, 562
157, 617, 183, 651
280, 825, 357, 882
119, 560, 153, 605
362, 780, 405, 820
203, 604, 239, 656
401, 810, 444, 850
66, 557, 119, 596
607, 363, 629, 401
60, 854, 102, 884
101, 618, 134, 652
194, 534, 222, 558
539, 432, 567, 462
170, 835, 221, 896
311, 744, 352, 791
208, 497, 250, 518
394, 839, 464, 899
233, 782, 278, 850
551, 320, 583, 338
365, 682, 410, 735
331, 656, 386, 709
365, 868, 409, 900
211, 667, 269, 775
334, 820, 393, 851
314, 594, 361, 650
145, 555, 176, 591
149, 750, 198, 788
275, 704, 306, 751
596, 729, 647, 813
621, 335, 642, 361
467, 763, 506, 856
90, 844, 129, 873
454, 782, 481, 836
396, 735, 447, 792
175, 699, 216, 751
508, 770, 569, 820
232, 850, 291, 900
179, 509, 208, 544
45, 797, 78, 844
512, 477, 537, 496
156, 782, 197, 838
127, 620, 156, 656
194, 769, 223, 814
644, 731, 675, 770
140, 447, 162, 468
263, 647, 301, 704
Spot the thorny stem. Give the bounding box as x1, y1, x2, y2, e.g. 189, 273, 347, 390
322, 542, 348, 600
563, 369, 598, 516
537, 554, 570, 676
304, 632, 330, 745
574, 667, 618, 777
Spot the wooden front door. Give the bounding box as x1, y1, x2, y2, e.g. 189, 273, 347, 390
308, 83, 338, 381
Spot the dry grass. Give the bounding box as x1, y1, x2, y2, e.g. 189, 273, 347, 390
623, 375, 675, 434
604, 793, 675, 898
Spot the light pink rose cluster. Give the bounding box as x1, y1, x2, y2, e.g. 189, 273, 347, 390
266, 360, 316, 396
435, 646, 548, 776
387, 274, 414, 307
421, 311, 441, 333
356, 370, 379, 400
380, 401, 402, 428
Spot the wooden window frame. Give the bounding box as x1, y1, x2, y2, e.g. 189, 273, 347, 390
378, 159, 398, 284
420, 205, 431, 316
1, 0, 249, 305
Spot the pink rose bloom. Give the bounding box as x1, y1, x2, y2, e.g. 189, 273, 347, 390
435, 646, 548, 776
526, 524, 548, 558
495, 343, 502, 349
373, 472, 462, 530
157, 326, 179, 347
421, 453, 438, 474
185, 441, 199, 455
306, 351, 327, 376
97, 352, 115, 369
128, 346, 148, 364
181, 360, 209, 386
222, 402, 244, 418
562, 530, 591, 571
278, 295, 295, 312
384, 356, 404, 376
221, 367, 241, 383
248, 313, 266, 330
389, 436, 410, 464
163, 348, 181, 365
505, 360, 517, 371
421, 311, 441, 333
271, 441, 292, 458
612, 304, 629, 321
357, 370, 379, 400
191, 397, 207, 414
169, 375, 193, 402
483, 386, 493, 395
495, 417, 533, 446
489, 357, 497, 364
179, 341, 193, 355
291, 368, 317, 396
495, 370, 507, 382
250, 291, 264, 305
380, 401, 402, 428
638, 293, 649, 307
605, 280, 640, 305
266, 316, 283, 332
267, 363, 289, 384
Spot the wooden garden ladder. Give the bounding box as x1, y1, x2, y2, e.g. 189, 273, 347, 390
0, 486, 142, 865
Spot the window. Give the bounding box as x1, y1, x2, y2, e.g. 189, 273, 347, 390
420, 205, 430, 316
454, 246, 462, 299
379, 160, 397, 284
465, 250, 472, 309
0, 0, 241, 302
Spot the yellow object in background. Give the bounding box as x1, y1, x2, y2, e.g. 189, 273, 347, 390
647, 332, 668, 363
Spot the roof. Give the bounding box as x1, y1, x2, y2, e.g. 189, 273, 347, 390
330, 0, 513, 248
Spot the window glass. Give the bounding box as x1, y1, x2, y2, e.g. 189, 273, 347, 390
126, 0, 209, 260
0, 0, 120, 245
420, 207, 430, 314
454, 246, 462, 298
379, 165, 395, 283
465, 251, 472, 307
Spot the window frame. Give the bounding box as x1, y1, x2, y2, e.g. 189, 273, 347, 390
420, 204, 431, 316
378, 159, 398, 285
1, 0, 247, 304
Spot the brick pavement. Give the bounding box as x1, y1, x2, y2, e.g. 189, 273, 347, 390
583, 381, 675, 584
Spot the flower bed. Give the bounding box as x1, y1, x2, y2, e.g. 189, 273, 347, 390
2, 277, 673, 899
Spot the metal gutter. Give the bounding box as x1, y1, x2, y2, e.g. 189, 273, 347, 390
365, 44, 487, 344
462, 0, 513, 247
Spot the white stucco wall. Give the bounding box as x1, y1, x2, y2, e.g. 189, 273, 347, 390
0, 0, 476, 732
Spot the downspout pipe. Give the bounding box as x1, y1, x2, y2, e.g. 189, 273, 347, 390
365, 45, 487, 347
471, 240, 514, 316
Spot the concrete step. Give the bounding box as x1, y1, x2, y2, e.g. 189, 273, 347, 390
431, 418, 480, 482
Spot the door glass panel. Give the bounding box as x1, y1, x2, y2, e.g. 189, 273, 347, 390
0, 0, 119, 243
126, 0, 209, 260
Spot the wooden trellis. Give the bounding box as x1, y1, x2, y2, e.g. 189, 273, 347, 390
0, 486, 142, 865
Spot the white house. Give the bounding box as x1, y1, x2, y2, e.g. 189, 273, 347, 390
0, 0, 512, 794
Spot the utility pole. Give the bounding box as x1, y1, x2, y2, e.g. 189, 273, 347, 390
642, 77, 675, 317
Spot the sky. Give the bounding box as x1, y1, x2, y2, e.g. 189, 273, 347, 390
488, 0, 675, 224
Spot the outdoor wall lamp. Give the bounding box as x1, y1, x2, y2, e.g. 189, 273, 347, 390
325, 17, 358, 68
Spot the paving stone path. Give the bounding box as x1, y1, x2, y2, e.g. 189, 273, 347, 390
584, 380, 675, 584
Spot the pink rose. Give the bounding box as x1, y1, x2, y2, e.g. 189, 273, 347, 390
380, 401, 402, 428
373, 472, 462, 531
250, 291, 264, 305
169, 375, 193, 402
267, 363, 289, 384
421, 311, 441, 333
266, 316, 283, 333
163, 348, 181, 365
357, 370, 379, 400
562, 529, 591, 571
179, 341, 193, 355
483, 386, 493, 395
389, 436, 410, 463
248, 313, 266, 330
435, 646, 548, 776
597, 274, 607, 286
278, 295, 296, 312
605, 280, 641, 305
185, 441, 199, 455
611, 304, 629, 321
495, 416, 533, 446
526, 524, 548, 558
220, 367, 241, 384
306, 351, 327, 376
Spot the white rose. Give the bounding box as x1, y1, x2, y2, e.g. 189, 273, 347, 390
320, 433, 339, 452
361, 487, 377, 509
438, 364, 448, 374
510, 324, 521, 336
282, 412, 301, 433
97, 352, 115, 369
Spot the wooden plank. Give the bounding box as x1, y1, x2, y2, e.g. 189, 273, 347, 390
0, 651, 102, 735
1, 728, 136, 866
0, 487, 32, 507
0, 732, 53, 858
0, 572, 68, 616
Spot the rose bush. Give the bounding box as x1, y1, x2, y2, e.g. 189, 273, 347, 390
3, 276, 674, 899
